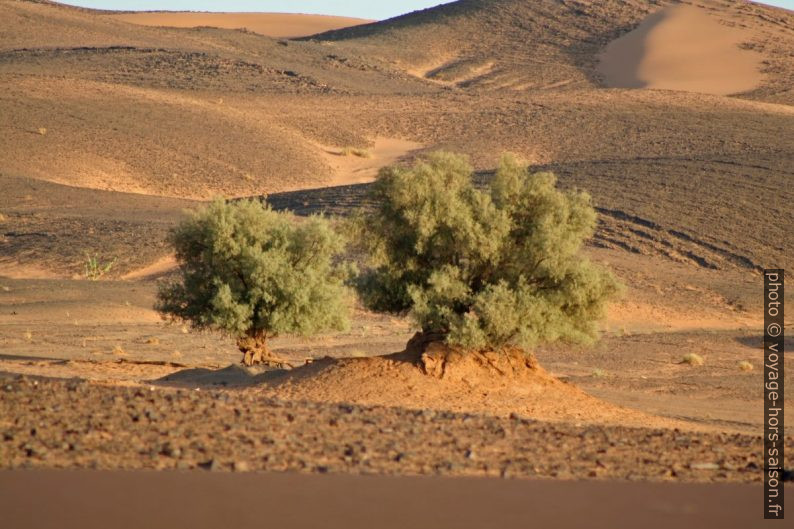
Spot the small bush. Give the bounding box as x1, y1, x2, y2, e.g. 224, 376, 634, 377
84, 252, 116, 281
738, 360, 753, 372
156, 198, 350, 365
681, 353, 704, 366
37, 127, 47, 136
351, 151, 621, 351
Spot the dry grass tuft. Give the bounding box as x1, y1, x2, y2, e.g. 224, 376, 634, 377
738, 360, 754, 372
681, 353, 704, 366
37, 127, 47, 136
341, 146, 372, 158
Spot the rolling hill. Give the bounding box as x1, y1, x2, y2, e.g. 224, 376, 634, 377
0, 0, 791, 284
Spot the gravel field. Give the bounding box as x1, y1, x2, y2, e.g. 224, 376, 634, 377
2, 375, 790, 483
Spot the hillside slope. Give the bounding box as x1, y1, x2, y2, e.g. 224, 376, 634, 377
0, 0, 791, 279
0, 0, 431, 198
311, 0, 794, 103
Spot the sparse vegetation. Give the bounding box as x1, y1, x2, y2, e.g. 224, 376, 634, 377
37, 127, 47, 136
681, 353, 705, 366
351, 151, 621, 351
341, 146, 372, 158
83, 252, 116, 281
738, 360, 753, 372
156, 198, 350, 366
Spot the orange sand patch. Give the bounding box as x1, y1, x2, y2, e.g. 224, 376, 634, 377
0, 260, 63, 280
605, 300, 759, 334
122, 255, 176, 281
105, 12, 371, 39
320, 137, 423, 186
597, 5, 764, 96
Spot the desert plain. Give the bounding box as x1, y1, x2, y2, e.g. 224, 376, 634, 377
0, 0, 793, 526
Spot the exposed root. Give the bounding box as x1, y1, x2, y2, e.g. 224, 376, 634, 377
237, 335, 293, 369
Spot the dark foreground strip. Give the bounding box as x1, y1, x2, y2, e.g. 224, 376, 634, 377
0, 470, 770, 529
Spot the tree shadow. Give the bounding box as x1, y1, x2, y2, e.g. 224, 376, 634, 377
735, 335, 794, 350
152, 364, 279, 389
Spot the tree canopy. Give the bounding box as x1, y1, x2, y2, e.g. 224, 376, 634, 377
156, 198, 349, 365
351, 152, 621, 350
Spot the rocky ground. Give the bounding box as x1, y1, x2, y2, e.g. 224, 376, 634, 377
2, 374, 790, 483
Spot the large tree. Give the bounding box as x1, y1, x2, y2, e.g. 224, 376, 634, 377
157, 199, 349, 366
351, 152, 621, 351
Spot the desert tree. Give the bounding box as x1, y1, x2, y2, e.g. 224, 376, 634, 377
351, 151, 621, 351
156, 198, 349, 366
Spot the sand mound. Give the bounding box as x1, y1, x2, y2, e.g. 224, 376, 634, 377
597, 5, 764, 96
258, 341, 676, 429
105, 12, 371, 39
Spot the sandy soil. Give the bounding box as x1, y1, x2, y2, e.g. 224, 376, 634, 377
105, 12, 372, 39
597, 5, 764, 95
0, 471, 777, 529
319, 137, 424, 186
1, 246, 791, 437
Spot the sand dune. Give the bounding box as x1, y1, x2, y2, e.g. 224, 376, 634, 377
598, 5, 764, 96
105, 12, 371, 38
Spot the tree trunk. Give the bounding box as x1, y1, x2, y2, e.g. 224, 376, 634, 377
236, 331, 290, 368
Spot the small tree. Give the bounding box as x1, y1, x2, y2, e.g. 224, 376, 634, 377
156, 199, 349, 366
351, 152, 621, 351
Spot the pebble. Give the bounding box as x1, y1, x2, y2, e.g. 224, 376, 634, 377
0, 376, 781, 484
690, 462, 720, 471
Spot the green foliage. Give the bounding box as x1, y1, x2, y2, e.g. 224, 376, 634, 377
84, 252, 116, 281
351, 152, 622, 350
156, 199, 350, 355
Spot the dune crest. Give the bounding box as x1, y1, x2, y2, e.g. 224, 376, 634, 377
105, 12, 372, 39
598, 5, 764, 96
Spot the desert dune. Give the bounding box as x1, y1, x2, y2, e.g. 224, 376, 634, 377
598, 5, 764, 95
105, 12, 371, 38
